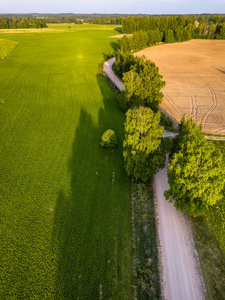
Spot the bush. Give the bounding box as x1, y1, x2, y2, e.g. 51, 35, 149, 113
100, 130, 118, 149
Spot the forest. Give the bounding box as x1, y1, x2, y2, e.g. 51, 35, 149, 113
1, 14, 225, 30
121, 15, 225, 52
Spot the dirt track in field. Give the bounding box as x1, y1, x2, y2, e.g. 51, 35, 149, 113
136, 40, 225, 135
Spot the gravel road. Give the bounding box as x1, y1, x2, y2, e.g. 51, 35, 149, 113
103, 57, 124, 91
155, 153, 205, 300
103, 58, 206, 299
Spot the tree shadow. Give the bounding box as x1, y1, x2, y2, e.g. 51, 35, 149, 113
114, 27, 123, 34
52, 74, 131, 299
110, 40, 121, 52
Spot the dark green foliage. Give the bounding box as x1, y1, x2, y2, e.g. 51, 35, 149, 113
165, 117, 225, 216
121, 35, 134, 53
131, 180, 160, 299
160, 111, 173, 128
164, 29, 175, 43
161, 136, 174, 153
132, 30, 149, 50
123, 107, 165, 182
215, 23, 225, 39
0, 16, 47, 29
114, 50, 136, 78
100, 129, 118, 148
121, 15, 225, 50
119, 56, 165, 111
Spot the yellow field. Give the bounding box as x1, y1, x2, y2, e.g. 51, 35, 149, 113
137, 40, 225, 135
0, 39, 20, 59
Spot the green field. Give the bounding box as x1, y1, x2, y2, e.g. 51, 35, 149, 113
0, 26, 132, 299
47, 23, 121, 31
0, 38, 19, 59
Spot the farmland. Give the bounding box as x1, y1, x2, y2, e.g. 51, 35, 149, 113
0, 38, 19, 59
0, 26, 132, 298
137, 40, 225, 135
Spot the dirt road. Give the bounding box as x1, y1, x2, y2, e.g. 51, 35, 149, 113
104, 59, 206, 299
155, 154, 205, 300
103, 57, 124, 91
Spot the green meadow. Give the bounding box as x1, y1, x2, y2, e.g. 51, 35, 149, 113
0, 26, 132, 299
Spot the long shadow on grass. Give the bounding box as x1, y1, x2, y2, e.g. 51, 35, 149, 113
53, 75, 132, 299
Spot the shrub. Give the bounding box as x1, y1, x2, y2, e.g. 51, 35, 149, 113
100, 130, 118, 149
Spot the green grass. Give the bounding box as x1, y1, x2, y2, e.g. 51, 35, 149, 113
131, 181, 160, 299
0, 38, 19, 59
190, 216, 225, 299
0, 25, 132, 299
206, 141, 225, 253
47, 23, 122, 31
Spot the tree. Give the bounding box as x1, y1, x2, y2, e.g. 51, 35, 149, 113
120, 56, 165, 111
100, 129, 117, 149
215, 23, 225, 39
114, 51, 136, 78
164, 29, 175, 43
123, 107, 165, 182
121, 35, 134, 53
165, 117, 225, 216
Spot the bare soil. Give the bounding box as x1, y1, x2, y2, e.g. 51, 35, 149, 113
136, 40, 225, 135
110, 34, 132, 38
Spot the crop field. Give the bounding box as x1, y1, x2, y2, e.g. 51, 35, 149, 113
0, 25, 132, 299
137, 40, 225, 135
0, 38, 19, 59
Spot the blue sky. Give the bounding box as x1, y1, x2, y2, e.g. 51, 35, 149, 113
1, 0, 225, 14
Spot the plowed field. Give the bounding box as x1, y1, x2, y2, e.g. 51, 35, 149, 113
137, 40, 225, 135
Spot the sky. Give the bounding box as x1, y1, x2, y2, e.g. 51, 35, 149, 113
1, 0, 225, 15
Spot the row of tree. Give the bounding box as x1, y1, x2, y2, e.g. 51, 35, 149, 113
0, 16, 47, 29
115, 53, 165, 111
122, 15, 225, 34
120, 15, 225, 53
112, 52, 167, 181
113, 52, 225, 216
44, 17, 83, 24
88, 16, 124, 25
121, 25, 225, 53
165, 117, 225, 216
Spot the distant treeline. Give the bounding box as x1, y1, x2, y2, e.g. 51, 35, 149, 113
1, 14, 225, 33
88, 16, 124, 25
121, 15, 225, 53
0, 16, 47, 29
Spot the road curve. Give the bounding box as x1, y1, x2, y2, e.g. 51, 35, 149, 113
103, 58, 206, 299
103, 57, 124, 91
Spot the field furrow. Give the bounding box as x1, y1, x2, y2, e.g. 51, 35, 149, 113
137, 40, 225, 135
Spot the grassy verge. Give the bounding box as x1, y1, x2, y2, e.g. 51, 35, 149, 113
190, 217, 225, 299
131, 180, 160, 299
206, 140, 225, 254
